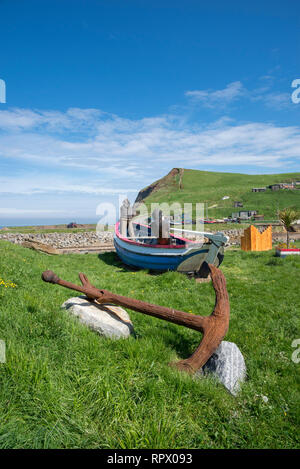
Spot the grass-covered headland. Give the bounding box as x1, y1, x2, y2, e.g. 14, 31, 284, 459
0, 240, 299, 449
140, 168, 300, 221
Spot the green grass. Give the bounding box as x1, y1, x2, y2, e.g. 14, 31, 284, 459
142, 169, 300, 220
0, 240, 299, 448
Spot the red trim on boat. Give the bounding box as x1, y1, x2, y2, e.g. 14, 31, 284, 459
115, 222, 196, 249
276, 248, 300, 252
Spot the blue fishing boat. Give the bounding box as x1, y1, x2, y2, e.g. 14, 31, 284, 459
114, 220, 228, 275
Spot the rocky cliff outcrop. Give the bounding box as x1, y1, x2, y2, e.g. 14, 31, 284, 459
135, 168, 184, 204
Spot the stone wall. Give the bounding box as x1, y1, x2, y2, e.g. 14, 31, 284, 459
187, 229, 244, 246
0, 229, 245, 249
0, 231, 114, 249
2, 228, 292, 249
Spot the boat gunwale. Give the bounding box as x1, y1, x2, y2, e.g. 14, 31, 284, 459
115, 221, 199, 249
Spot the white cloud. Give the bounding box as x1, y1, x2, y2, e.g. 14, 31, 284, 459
0, 107, 102, 131
252, 91, 291, 110
1, 77, 298, 220
0, 208, 65, 214
0, 174, 137, 195
185, 81, 292, 110
0, 106, 299, 202
185, 81, 245, 108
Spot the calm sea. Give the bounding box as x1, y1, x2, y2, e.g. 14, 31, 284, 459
0, 218, 99, 229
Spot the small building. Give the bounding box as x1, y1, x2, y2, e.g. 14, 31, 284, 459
240, 210, 257, 219
268, 184, 282, 191
268, 182, 295, 190
252, 187, 266, 192
282, 183, 295, 190
239, 211, 250, 219
233, 201, 243, 208
253, 214, 264, 221
248, 210, 257, 216
231, 210, 258, 220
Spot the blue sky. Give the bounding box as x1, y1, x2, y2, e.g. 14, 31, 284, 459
0, 0, 300, 222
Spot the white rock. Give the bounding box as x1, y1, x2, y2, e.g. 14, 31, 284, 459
196, 341, 247, 395
61, 296, 134, 339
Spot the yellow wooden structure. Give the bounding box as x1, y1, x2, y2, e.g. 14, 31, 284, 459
241, 225, 272, 251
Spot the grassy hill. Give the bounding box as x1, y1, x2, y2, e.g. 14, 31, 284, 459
135, 169, 300, 220
0, 240, 299, 448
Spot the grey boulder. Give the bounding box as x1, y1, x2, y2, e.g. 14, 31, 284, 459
61, 296, 134, 339
196, 341, 246, 395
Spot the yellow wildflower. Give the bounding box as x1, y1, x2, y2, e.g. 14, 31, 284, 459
0, 277, 17, 288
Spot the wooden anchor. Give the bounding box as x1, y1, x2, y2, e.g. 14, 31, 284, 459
41, 263, 230, 374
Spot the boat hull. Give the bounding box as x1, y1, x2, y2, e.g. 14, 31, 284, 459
114, 236, 212, 271
114, 223, 224, 273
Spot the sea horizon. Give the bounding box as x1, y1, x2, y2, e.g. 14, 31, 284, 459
0, 217, 100, 229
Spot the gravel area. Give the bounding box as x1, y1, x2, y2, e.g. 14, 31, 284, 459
0, 229, 246, 248
2, 228, 293, 250
0, 231, 114, 248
